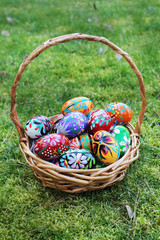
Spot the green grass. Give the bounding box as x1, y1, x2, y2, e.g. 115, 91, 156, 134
0, 0, 160, 239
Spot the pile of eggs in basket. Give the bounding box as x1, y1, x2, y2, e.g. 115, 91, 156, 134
25, 97, 133, 169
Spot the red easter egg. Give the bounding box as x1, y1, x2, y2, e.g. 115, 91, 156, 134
33, 133, 69, 160
105, 102, 133, 125
88, 109, 114, 135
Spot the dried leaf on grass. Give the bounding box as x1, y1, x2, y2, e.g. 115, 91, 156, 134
125, 204, 136, 220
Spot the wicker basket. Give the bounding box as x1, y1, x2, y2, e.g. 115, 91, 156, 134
10, 33, 147, 193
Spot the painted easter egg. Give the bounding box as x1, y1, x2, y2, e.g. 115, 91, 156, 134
56, 112, 88, 138
111, 125, 131, 157
33, 133, 69, 160
25, 115, 51, 139
69, 133, 93, 151
59, 149, 96, 169
105, 102, 133, 125
88, 109, 114, 135
92, 130, 120, 165
62, 96, 93, 116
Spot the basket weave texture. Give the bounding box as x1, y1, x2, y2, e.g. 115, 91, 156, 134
10, 33, 147, 193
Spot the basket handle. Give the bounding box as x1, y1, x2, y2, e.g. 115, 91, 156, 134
10, 33, 147, 139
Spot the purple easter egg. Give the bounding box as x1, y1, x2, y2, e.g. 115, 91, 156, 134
56, 112, 88, 138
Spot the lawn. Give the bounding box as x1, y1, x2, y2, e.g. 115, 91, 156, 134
0, 0, 160, 239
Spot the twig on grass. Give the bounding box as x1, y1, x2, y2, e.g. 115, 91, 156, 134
2, 133, 9, 144
110, 201, 130, 222
40, 197, 68, 209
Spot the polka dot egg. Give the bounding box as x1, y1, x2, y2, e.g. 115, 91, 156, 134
33, 133, 69, 160
111, 125, 131, 157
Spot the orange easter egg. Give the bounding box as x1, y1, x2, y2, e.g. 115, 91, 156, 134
105, 102, 133, 125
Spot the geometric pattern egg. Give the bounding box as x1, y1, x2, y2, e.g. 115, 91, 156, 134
25, 115, 51, 139
111, 125, 131, 157
56, 112, 88, 139
59, 149, 96, 169
33, 133, 69, 160
92, 130, 120, 165
88, 109, 114, 135
105, 102, 133, 125
69, 133, 93, 151
62, 96, 93, 116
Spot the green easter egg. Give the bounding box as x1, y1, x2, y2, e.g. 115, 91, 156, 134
112, 125, 131, 157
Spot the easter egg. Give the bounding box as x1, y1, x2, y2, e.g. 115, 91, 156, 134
111, 125, 131, 157
105, 102, 133, 125
92, 130, 120, 165
33, 133, 69, 160
25, 115, 51, 139
59, 149, 96, 169
69, 133, 93, 151
62, 96, 93, 116
56, 112, 88, 138
88, 109, 114, 135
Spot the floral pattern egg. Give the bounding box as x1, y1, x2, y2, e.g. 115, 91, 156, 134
92, 130, 120, 165
59, 149, 96, 169
33, 133, 69, 160
69, 133, 93, 151
25, 115, 51, 139
112, 125, 131, 157
88, 109, 114, 135
105, 102, 133, 125
56, 112, 88, 138
62, 96, 93, 116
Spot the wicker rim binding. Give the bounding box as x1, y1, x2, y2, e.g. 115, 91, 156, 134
10, 33, 147, 193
